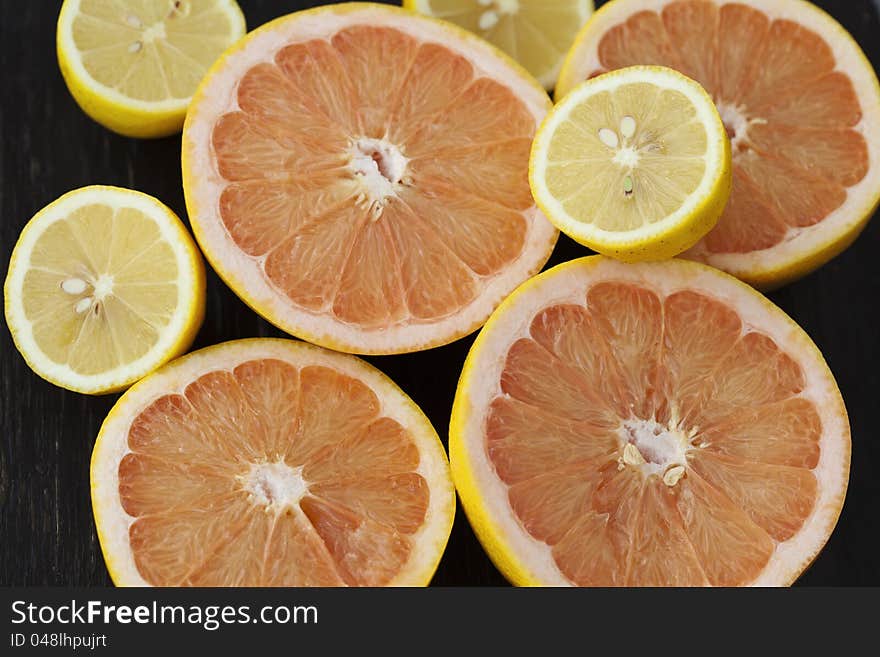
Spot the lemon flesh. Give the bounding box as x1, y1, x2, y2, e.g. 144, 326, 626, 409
57, 0, 246, 138
405, 0, 593, 90
4, 186, 205, 394
530, 65, 731, 262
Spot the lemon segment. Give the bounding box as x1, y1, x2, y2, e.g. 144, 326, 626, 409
530, 65, 731, 262
57, 0, 246, 138
4, 186, 206, 394
404, 0, 594, 90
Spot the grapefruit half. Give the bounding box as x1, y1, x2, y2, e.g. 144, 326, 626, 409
182, 2, 558, 354
556, 0, 880, 289
451, 256, 850, 586
92, 338, 455, 586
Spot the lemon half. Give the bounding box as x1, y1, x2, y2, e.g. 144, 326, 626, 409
530, 65, 731, 262
57, 0, 246, 138
4, 186, 205, 394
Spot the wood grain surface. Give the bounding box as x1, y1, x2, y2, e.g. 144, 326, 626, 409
1, 0, 878, 586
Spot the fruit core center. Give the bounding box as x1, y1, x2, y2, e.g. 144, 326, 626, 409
61, 274, 113, 316
478, 0, 520, 30
124, 1, 190, 53
716, 101, 762, 153
349, 138, 409, 217
619, 418, 689, 486
244, 462, 307, 512
93, 274, 114, 299
599, 116, 642, 196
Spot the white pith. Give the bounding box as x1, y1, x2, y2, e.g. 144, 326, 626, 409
242, 461, 309, 512
182, 4, 558, 354
618, 417, 692, 481
91, 339, 455, 587
4, 187, 201, 393
454, 257, 849, 586
558, 0, 880, 281
348, 137, 411, 218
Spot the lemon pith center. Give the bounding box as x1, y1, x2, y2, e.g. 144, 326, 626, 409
477, 0, 520, 30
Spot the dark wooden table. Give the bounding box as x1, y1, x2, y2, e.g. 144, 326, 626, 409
2, 0, 878, 586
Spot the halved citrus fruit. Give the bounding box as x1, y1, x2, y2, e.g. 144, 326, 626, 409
451, 256, 850, 586
57, 0, 246, 138
530, 65, 731, 261
4, 186, 205, 394
557, 0, 880, 289
182, 2, 558, 355
404, 0, 594, 90
91, 338, 455, 586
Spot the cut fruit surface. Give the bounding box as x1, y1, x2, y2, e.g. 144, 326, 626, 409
91, 338, 455, 586
404, 0, 594, 90
556, 0, 880, 288
450, 256, 849, 586
4, 186, 205, 394
57, 0, 246, 137
530, 65, 731, 261
182, 2, 557, 355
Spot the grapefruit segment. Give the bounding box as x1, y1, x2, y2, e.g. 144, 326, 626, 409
309, 473, 430, 535
259, 508, 348, 587
508, 459, 611, 546
487, 396, 618, 485
300, 496, 412, 586
701, 167, 788, 254
551, 464, 644, 586
128, 495, 252, 586
232, 359, 301, 458
451, 257, 850, 586
183, 4, 556, 354
628, 479, 707, 586
755, 72, 861, 129
675, 471, 775, 586
118, 454, 234, 517
688, 451, 817, 542
127, 394, 232, 469
698, 398, 822, 469
384, 202, 477, 320
529, 304, 632, 417
92, 339, 455, 586
748, 124, 868, 187
557, 0, 880, 288
275, 40, 360, 133
263, 204, 365, 313
500, 338, 616, 426
388, 43, 475, 145
333, 220, 406, 327
329, 25, 421, 138
186, 511, 275, 587
303, 417, 419, 482
401, 187, 527, 277
587, 283, 664, 408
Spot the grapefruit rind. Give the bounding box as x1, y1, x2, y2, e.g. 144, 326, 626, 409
555, 0, 880, 289
530, 65, 732, 262
450, 256, 850, 586
92, 338, 456, 587
3, 185, 206, 395
182, 2, 558, 355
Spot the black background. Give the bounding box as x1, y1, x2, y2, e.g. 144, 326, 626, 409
1, 0, 878, 587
